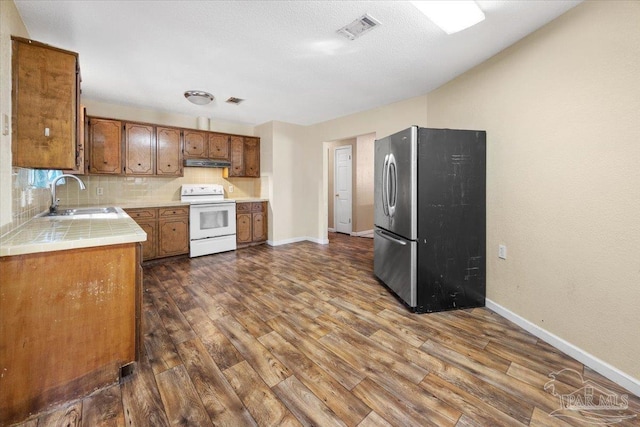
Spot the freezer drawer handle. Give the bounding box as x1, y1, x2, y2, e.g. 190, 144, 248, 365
375, 229, 407, 246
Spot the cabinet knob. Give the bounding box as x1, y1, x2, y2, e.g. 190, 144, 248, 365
138, 163, 142, 166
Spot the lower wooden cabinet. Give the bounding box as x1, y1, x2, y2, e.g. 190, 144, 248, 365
0, 243, 140, 425
158, 207, 189, 257
237, 201, 267, 247
126, 206, 189, 261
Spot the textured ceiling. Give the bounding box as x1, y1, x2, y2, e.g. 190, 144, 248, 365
14, 1, 582, 126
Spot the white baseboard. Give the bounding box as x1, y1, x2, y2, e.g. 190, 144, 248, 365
351, 229, 374, 238
486, 299, 640, 397
307, 236, 329, 245
267, 236, 329, 246
328, 228, 336, 232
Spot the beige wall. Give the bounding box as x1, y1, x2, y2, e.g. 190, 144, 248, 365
355, 133, 375, 233
426, 1, 640, 380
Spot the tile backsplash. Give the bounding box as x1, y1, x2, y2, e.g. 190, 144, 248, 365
53, 168, 261, 207
1, 167, 52, 236
1, 167, 264, 238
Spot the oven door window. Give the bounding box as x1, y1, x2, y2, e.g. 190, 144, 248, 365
200, 210, 228, 230
190, 203, 237, 240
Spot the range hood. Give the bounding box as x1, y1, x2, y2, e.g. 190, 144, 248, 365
184, 159, 231, 168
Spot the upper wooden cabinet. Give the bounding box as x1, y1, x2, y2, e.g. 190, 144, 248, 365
183, 130, 207, 159
87, 117, 184, 176
208, 133, 230, 161
229, 136, 244, 176
229, 136, 260, 177
86, 114, 258, 177
124, 122, 154, 175
244, 137, 260, 178
156, 126, 183, 176
87, 118, 122, 174
11, 37, 80, 170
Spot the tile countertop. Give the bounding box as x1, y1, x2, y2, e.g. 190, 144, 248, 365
0, 207, 147, 257
0, 199, 269, 257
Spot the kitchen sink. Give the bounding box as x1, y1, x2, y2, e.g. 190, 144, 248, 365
40, 206, 120, 218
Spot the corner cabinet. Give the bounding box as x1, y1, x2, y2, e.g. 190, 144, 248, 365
236, 201, 267, 247
11, 37, 80, 170
229, 136, 260, 178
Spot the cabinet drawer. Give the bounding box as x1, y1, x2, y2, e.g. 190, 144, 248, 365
251, 202, 265, 213
236, 202, 251, 213
126, 208, 157, 220
159, 206, 189, 218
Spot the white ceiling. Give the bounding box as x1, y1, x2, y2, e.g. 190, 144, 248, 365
14, 0, 582, 126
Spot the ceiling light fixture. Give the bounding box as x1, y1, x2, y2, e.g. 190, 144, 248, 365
410, 1, 485, 35
184, 90, 214, 105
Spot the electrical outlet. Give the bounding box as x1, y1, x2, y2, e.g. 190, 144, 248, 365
498, 244, 507, 259
96, 187, 104, 196
228, 185, 234, 193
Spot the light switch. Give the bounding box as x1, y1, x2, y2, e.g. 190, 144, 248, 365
44, 127, 50, 137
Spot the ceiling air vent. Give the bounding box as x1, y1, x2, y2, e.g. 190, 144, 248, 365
226, 97, 244, 104
337, 14, 380, 40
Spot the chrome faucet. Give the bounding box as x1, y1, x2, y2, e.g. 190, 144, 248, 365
50, 174, 86, 213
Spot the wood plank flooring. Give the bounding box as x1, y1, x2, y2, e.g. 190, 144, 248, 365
13, 233, 640, 426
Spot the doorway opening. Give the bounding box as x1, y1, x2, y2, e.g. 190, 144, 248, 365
325, 132, 376, 238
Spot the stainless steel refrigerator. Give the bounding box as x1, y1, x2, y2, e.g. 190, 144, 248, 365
374, 126, 486, 313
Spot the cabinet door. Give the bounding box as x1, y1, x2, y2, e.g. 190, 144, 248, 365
244, 137, 260, 177
125, 208, 158, 260
229, 136, 245, 177
252, 212, 267, 242
236, 213, 252, 244
12, 37, 78, 170
125, 122, 154, 175
88, 118, 122, 174
137, 220, 157, 261
158, 217, 189, 257
208, 133, 230, 161
184, 130, 207, 158
156, 126, 183, 176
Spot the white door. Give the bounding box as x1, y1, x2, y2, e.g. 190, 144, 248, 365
335, 146, 352, 234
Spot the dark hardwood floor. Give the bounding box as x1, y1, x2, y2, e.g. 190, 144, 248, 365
13, 233, 639, 426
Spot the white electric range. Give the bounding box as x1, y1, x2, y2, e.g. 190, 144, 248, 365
181, 184, 236, 257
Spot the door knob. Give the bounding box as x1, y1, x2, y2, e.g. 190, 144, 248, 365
335, 194, 339, 197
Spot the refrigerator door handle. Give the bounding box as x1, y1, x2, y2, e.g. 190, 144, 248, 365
382, 154, 390, 216
387, 153, 397, 218
375, 229, 407, 246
